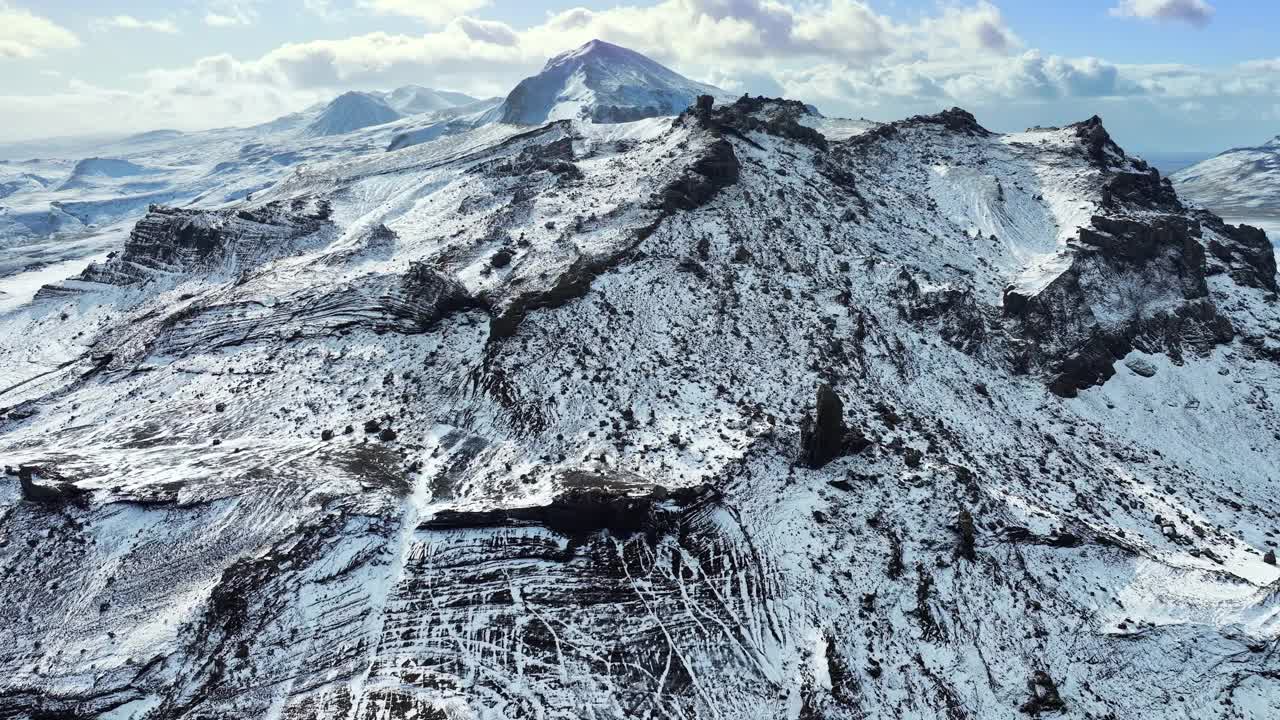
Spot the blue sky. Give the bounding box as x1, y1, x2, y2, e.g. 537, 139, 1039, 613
3, 1, 1279, 151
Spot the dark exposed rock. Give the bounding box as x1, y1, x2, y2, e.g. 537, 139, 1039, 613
685, 95, 828, 150
80, 200, 332, 285
905, 107, 992, 137
1020, 670, 1066, 715
801, 384, 847, 469
903, 447, 923, 468
377, 428, 398, 442
394, 262, 478, 329
1004, 215, 1234, 397
898, 273, 989, 354
854, 108, 991, 147
363, 419, 381, 434
956, 509, 977, 560
1003, 526, 1084, 548
1199, 214, 1279, 293
1103, 169, 1181, 213
656, 137, 740, 212
320, 429, 334, 442
424, 483, 717, 540
1265, 550, 1276, 566
485, 136, 582, 180
490, 249, 513, 268
13, 465, 85, 505
1071, 115, 1124, 170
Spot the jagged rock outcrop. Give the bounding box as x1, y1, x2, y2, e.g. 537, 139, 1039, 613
655, 136, 740, 212
80, 199, 333, 285
801, 384, 849, 469
8, 465, 84, 505
689, 94, 828, 150
1072, 115, 1124, 169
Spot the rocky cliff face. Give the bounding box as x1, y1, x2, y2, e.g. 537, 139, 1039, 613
1, 94, 1279, 720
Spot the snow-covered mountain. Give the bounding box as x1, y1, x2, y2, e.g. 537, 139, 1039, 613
1, 77, 1279, 719
380, 85, 478, 116
0, 42, 727, 307
305, 91, 404, 137
3, 39, 1280, 719
499, 39, 732, 124
1173, 134, 1280, 243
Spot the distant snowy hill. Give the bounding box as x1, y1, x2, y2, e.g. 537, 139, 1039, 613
499, 39, 732, 124
381, 85, 478, 116
1173, 135, 1280, 244
304, 91, 404, 137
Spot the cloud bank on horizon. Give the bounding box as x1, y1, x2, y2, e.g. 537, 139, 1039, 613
0, 0, 1277, 151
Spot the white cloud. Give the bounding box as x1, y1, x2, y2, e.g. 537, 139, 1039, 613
0, 1, 80, 59
1240, 58, 1280, 73
359, 0, 491, 26
204, 1, 257, 27
94, 15, 179, 34
1109, 0, 1215, 27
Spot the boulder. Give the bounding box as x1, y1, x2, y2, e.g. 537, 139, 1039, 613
801, 384, 847, 469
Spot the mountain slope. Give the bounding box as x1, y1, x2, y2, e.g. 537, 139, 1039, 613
499, 39, 732, 124
380, 85, 478, 115
305, 91, 403, 137
1, 92, 1279, 720
1173, 135, 1280, 241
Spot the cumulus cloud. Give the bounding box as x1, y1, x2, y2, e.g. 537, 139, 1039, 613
776, 51, 1130, 113
1109, 0, 1215, 27
359, 0, 491, 25
94, 15, 179, 34
0, 2, 79, 59
912, 1, 1020, 55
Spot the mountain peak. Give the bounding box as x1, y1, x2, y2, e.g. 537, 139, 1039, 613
500, 40, 729, 125
305, 91, 402, 137
382, 86, 478, 116
545, 39, 635, 68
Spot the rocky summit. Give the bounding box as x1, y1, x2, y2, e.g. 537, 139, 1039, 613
1, 44, 1280, 720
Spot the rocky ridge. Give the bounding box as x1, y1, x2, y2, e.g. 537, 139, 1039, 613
0, 82, 1278, 720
